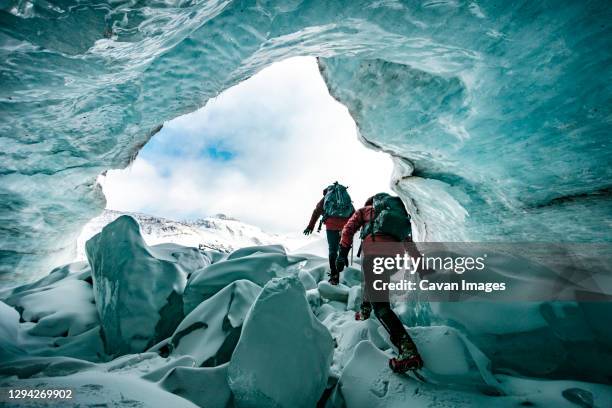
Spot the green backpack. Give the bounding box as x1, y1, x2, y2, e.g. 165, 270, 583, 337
361, 193, 412, 241
323, 182, 355, 220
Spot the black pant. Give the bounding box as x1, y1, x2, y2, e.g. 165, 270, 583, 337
326, 229, 341, 277
361, 255, 410, 347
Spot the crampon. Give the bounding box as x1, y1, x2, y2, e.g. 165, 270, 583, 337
354, 305, 372, 321
389, 339, 423, 373
389, 354, 423, 373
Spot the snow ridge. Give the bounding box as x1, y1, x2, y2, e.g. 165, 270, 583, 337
76, 209, 295, 259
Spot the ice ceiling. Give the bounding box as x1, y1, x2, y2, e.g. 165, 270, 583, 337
1, 0, 610, 281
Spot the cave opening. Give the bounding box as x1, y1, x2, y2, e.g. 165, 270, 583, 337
77, 56, 393, 258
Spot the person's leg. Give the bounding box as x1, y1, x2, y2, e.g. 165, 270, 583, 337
363, 254, 422, 370
363, 255, 413, 346
372, 302, 413, 347
326, 229, 341, 282
356, 255, 377, 319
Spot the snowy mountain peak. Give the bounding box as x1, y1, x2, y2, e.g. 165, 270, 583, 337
75, 209, 300, 260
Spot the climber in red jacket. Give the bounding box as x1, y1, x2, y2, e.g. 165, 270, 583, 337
304, 182, 354, 285
336, 193, 424, 373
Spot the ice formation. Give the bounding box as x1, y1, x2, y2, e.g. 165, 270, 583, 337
1, 0, 609, 279
86, 215, 208, 355
228, 276, 334, 407
1, 0, 611, 406
2, 217, 612, 406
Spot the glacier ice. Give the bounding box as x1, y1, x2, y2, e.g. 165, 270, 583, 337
347, 286, 363, 312
4, 270, 98, 338
157, 279, 261, 367
182, 244, 307, 314
0, 300, 22, 360
86, 215, 210, 355
1, 0, 611, 405
1, 223, 612, 406
1, 0, 609, 279
159, 363, 232, 408
228, 276, 334, 408
331, 340, 612, 408
0, 261, 106, 362
318, 280, 350, 302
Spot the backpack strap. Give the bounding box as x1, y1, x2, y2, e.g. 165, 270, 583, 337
369, 206, 376, 242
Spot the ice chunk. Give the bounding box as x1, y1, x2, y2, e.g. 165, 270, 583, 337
298, 269, 317, 290
227, 244, 287, 260
85, 215, 190, 355
0, 301, 24, 360
159, 279, 261, 366
1, 261, 106, 362
5, 278, 98, 337
149, 242, 213, 277
318, 281, 350, 302
183, 245, 307, 314
347, 286, 362, 311
159, 363, 232, 408
2, 261, 91, 298
428, 301, 612, 382
321, 311, 373, 376
306, 288, 322, 309
228, 276, 333, 407
341, 266, 363, 287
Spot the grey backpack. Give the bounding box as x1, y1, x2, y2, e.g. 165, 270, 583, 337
360, 193, 412, 241
323, 182, 354, 220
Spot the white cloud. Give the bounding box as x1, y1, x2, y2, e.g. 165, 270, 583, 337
101, 56, 393, 233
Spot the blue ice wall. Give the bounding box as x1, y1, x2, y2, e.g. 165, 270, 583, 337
1, 0, 610, 281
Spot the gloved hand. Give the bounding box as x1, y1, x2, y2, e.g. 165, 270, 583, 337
303, 227, 313, 235
335, 245, 350, 272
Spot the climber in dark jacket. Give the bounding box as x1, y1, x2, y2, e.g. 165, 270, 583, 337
336, 195, 424, 372
304, 186, 353, 285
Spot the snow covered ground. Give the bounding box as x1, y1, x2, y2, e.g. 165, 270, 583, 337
1, 215, 611, 407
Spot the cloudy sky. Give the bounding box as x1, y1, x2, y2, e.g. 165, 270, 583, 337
100, 57, 392, 233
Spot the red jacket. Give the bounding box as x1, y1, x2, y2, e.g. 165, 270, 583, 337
341, 206, 418, 257
307, 198, 351, 231
340, 206, 397, 247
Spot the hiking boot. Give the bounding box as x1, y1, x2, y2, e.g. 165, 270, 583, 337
389, 338, 423, 373
328, 272, 339, 285
355, 303, 372, 321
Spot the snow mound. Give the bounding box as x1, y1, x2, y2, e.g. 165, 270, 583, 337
182, 245, 307, 315
159, 363, 232, 408
228, 276, 334, 407
1, 371, 198, 408
5, 277, 98, 338
156, 279, 261, 367
332, 340, 612, 408
1, 262, 105, 362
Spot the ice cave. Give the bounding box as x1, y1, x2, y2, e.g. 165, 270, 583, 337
0, 1, 611, 407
